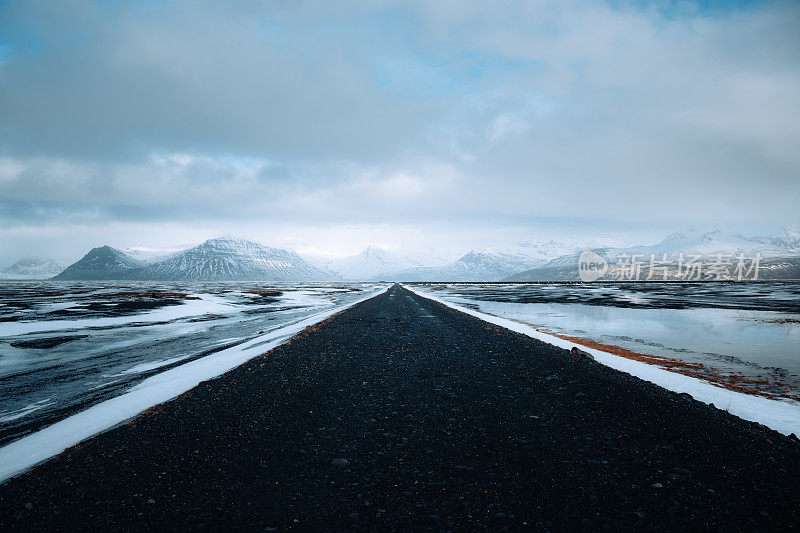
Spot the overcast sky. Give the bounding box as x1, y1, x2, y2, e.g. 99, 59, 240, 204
1, 0, 799, 264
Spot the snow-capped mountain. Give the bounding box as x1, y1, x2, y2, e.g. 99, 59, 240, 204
505, 226, 800, 281
327, 245, 418, 280
55, 237, 331, 281
495, 238, 625, 267
143, 237, 329, 281
761, 224, 800, 250
37, 226, 800, 282
384, 249, 540, 281
53, 246, 146, 280
617, 227, 800, 260
122, 245, 188, 263
0, 258, 64, 280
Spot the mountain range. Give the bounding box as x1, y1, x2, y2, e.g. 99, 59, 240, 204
0, 258, 64, 280
53, 238, 329, 282
378, 250, 542, 282
4, 226, 799, 282
324, 245, 420, 281
506, 227, 800, 281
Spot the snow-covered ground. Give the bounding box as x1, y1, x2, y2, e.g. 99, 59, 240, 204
0, 284, 388, 482
0, 292, 237, 337
406, 284, 800, 437
0, 282, 388, 482
0, 282, 386, 450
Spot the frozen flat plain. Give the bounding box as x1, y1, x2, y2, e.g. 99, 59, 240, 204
0, 282, 386, 446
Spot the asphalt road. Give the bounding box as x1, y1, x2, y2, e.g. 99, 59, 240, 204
1, 284, 799, 531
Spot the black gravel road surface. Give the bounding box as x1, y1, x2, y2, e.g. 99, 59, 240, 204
1, 284, 799, 531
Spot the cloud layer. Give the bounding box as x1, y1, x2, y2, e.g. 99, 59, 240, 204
1, 0, 798, 263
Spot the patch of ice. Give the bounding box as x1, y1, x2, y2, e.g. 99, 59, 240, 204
0, 398, 55, 423
279, 290, 335, 308
89, 379, 124, 391
118, 355, 195, 375
0, 293, 237, 337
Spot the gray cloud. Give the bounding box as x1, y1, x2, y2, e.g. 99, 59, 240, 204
1, 0, 799, 264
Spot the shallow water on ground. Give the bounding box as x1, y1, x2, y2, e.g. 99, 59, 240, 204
415, 282, 800, 397
0, 281, 383, 444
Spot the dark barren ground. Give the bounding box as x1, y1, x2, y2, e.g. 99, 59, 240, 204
1, 284, 799, 531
